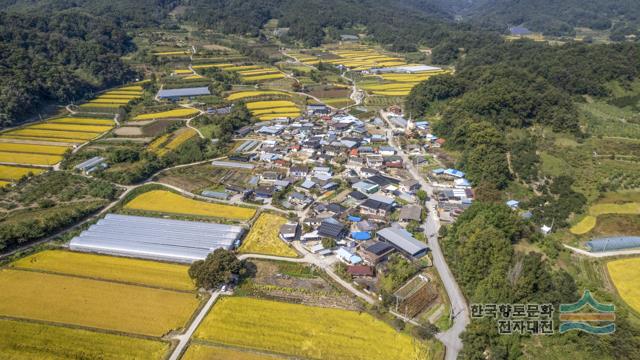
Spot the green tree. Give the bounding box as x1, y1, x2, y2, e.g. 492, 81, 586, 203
188, 249, 246, 290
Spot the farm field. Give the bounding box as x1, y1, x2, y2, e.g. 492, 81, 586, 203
29, 123, 113, 133
133, 108, 199, 120
0, 269, 198, 336
238, 213, 297, 257
245, 100, 301, 120
0, 152, 64, 166
48, 117, 115, 126
0, 319, 169, 360
0, 180, 9, 187
3, 128, 99, 141
183, 344, 283, 360
0, 142, 69, 155
194, 297, 428, 360
124, 189, 256, 220
149, 128, 197, 156
0, 165, 46, 181
226, 90, 291, 101
607, 257, 640, 313
12, 250, 193, 291
570, 202, 640, 235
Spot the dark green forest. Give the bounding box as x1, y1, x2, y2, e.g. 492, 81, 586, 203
406, 41, 640, 198
0, 12, 138, 128
442, 202, 640, 359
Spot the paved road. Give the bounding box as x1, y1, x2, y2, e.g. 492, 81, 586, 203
168, 290, 221, 360
563, 244, 640, 258
380, 110, 469, 360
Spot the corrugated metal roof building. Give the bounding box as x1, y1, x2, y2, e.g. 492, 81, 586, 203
157, 87, 211, 99
69, 214, 244, 263
377, 225, 428, 259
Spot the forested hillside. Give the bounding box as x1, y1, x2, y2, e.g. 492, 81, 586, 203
0, 12, 138, 128
407, 41, 640, 193
450, 0, 640, 38
180, 0, 501, 59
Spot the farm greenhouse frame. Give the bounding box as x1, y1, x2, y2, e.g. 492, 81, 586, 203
70, 214, 244, 263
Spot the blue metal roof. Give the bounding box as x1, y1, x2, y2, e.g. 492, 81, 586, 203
348, 215, 362, 222
351, 232, 371, 241
157, 86, 210, 98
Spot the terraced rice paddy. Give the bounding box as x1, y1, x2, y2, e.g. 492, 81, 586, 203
29, 123, 113, 133
324, 48, 407, 71
48, 117, 115, 126
0, 142, 68, 155
570, 202, 640, 235
238, 213, 297, 257
175, 69, 194, 75
124, 189, 256, 220
0, 269, 198, 336
133, 108, 200, 120
246, 101, 298, 110
0, 181, 9, 188
0, 153, 64, 166
4, 129, 99, 141
12, 250, 193, 291
149, 128, 197, 156
226, 90, 291, 101
183, 344, 282, 360
0, 319, 170, 360
245, 100, 301, 120
194, 297, 428, 360
607, 257, 640, 313
0, 165, 46, 181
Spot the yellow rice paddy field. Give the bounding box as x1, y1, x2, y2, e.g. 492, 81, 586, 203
0, 269, 199, 336
79, 103, 122, 109
242, 73, 286, 82
4, 129, 98, 140
246, 101, 298, 110
251, 107, 301, 116
0, 152, 63, 165
195, 297, 428, 360
154, 50, 190, 56
133, 108, 200, 120
183, 344, 283, 360
149, 128, 197, 156
29, 123, 113, 133
226, 90, 291, 101
258, 113, 301, 121
12, 250, 194, 291
0, 142, 68, 155
0, 165, 46, 180
0, 180, 10, 188
0, 319, 170, 360
48, 117, 115, 126
570, 202, 640, 235
238, 213, 297, 257
124, 190, 256, 220
607, 257, 640, 313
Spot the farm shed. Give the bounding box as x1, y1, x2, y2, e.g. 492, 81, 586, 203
69, 214, 244, 263
377, 226, 428, 259
211, 160, 255, 169
75, 156, 107, 174
393, 274, 438, 318
587, 237, 640, 252
157, 87, 211, 99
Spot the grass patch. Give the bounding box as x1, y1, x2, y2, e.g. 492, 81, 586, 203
238, 213, 297, 257
195, 297, 430, 360
12, 250, 193, 291
0, 269, 199, 336
0, 319, 169, 360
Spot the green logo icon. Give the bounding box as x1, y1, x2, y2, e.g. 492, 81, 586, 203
559, 290, 615, 334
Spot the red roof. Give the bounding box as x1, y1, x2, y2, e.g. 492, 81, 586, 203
435, 138, 446, 145
347, 265, 374, 276
350, 148, 359, 156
